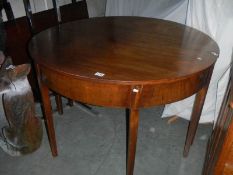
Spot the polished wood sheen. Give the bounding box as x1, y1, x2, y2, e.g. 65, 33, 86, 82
28, 17, 219, 175
203, 59, 233, 175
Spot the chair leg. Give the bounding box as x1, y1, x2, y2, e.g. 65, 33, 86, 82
55, 93, 63, 115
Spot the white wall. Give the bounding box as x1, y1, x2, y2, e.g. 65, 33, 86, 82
86, 0, 106, 17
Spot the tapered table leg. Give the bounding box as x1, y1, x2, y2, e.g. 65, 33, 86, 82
36, 65, 58, 157
127, 108, 139, 175
41, 82, 58, 156
183, 68, 213, 157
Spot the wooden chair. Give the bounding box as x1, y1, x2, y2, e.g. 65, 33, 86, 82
0, 0, 14, 21
23, 0, 88, 33
0, 0, 14, 51
22, 0, 89, 114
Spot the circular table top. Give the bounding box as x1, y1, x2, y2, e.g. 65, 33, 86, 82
29, 16, 219, 85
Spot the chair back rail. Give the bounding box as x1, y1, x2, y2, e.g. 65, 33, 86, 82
22, 0, 89, 34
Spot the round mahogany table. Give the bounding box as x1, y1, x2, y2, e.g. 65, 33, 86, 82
28, 17, 219, 175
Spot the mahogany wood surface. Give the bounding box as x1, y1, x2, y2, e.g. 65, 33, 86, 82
203, 59, 233, 175
29, 17, 219, 175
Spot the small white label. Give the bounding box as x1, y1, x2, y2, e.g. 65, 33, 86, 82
94, 72, 105, 77
133, 88, 139, 93
196, 57, 202, 61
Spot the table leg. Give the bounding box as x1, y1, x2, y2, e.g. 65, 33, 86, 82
55, 93, 63, 115
36, 65, 58, 157
183, 68, 213, 157
41, 82, 58, 156
127, 108, 139, 175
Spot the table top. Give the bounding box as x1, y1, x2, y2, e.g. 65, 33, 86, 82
29, 16, 219, 85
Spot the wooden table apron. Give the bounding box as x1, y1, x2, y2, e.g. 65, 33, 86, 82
29, 17, 219, 175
